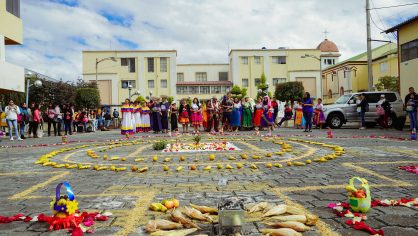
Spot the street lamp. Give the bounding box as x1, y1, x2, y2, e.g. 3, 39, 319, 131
130, 90, 141, 99
128, 84, 133, 99
301, 54, 322, 98
25, 71, 43, 105
95, 57, 117, 85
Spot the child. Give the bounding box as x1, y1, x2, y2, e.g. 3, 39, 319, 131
313, 98, 326, 129
278, 104, 293, 127
294, 99, 303, 129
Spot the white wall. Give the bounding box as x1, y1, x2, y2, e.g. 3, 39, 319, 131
176, 64, 229, 82
0, 61, 25, 92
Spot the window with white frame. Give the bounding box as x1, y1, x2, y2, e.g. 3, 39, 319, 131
254, 56, 261, 64
380, 62, 388, 72
189, 86, 199, 94
160, 57, 168, 72
148, 80, 154, 88
200, 86, 210, 94
161, 79, 167, 88
241, 56, 248, 64
196, 72, 207, 82
147, 58, 154, 72
177, 73, 184, 82
272, 78, 286, 86
242, 78, 249, 87
211, 86, 221, 94
219, 72, 228, 81
177, 86, 187, 94
121, 80, 136, 89
272, 56, 286, 64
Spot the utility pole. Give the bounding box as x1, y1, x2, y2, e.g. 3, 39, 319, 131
366, 0, 373, 91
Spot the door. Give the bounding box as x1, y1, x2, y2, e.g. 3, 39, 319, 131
345, 94, 359, 122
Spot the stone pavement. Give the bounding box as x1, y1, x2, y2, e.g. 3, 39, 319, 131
0, 128, 417, 236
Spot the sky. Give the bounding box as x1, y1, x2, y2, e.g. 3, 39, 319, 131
6, 0, 418, 81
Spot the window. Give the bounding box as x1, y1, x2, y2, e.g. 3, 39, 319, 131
211, 86, 221, 94
200, 86, 210, 94
327, 59, 332, 65
380, 62, 388, 72
401, 39, 418, 62
121, 80, 136, 89
121, 58, 128, 66
242, 78, 249, 87
364, 93, 380, 103
189, 86, 199, 94
177, 73, 184, 82
272, 78, 286, 85
254, 56, 261, 64
255, 78, 261, 86
161, 79, 167, 88
343, 70, 348, 78
147, 58, 154, 72
196, 72, 207, 82
177, 86, 187, 94
272, 56, 286, 64
160, 57, 167, 72
128, 58, 135, 73
384, 93, 397, 102
148, 80, 154, 88
333, 59, 335, 64
6, 0, 20, 18
219, 72, 228, 81
241, 56, 248, 64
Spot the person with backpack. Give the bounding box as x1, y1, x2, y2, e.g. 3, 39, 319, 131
19, 103, 29, 139
356, 93, 369, 130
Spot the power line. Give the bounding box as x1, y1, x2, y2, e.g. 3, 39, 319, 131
370, 0, 397, 41
368, 2, 418, 10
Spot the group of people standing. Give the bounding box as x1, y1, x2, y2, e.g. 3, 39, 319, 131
119, 91, 325, 136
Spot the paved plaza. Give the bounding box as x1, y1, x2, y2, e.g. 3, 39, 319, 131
0, 128, 417, 236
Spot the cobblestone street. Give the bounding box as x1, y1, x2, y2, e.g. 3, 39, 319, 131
0, 128, 417, 236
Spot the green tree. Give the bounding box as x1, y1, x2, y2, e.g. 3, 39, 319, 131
75, 88, 100, 109
374, 76, 399, 92
168, 96, 174, 104
230, 85, 247, 99
256, 73, 271, 99
274, 81, 305, 105
135, 95, 146, 103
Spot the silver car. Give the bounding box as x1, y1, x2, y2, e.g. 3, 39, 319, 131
323, 92, 405, 129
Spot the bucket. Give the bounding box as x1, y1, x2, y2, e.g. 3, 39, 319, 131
347, 177, 371, 213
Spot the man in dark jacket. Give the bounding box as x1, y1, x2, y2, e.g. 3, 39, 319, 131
356, 93, 368, 130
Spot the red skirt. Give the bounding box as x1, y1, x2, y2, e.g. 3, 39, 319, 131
253, 110, 263, 127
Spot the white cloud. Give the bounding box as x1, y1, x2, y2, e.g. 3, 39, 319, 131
5, 0, 418, 81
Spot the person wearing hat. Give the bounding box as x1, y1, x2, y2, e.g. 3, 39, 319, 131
169, 101, 178, 132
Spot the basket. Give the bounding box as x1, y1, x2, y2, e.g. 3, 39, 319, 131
348, 177, 371, 213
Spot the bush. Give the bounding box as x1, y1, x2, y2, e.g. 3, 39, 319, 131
75, 88, 100, 109
153, 140, 167, 150
274, 81, 304, 104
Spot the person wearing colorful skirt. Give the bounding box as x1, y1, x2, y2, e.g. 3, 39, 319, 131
160, 97, 170, 133
150, 99, 162, 133
140, 101, 151, 132
178, 99, 190, 133
121, 99, 134, 135
242, 97, 253, 130
261, 96, 275, 136
313, 98, 325, 129
133, 101, 142, 133
170, 101, 178, 132
190, 98, 202, 134
202, 102, 208, 131
230, 97, 241, 131
294, 99, 303, 129
253, 97, 263, 132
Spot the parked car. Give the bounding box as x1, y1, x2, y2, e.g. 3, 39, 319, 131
323, 92, 405, 129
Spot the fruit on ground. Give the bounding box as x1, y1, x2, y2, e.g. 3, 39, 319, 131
287, 162, 292, 166
236, 163, 244, 169
190, 165, 197, 170
131, 165, 139, 172
274, 163, 283, 168
266, 163, 273, 168
209, 154, 215, 161
164, 200, 175, 209
306, 159, 312, 164
152, 156, 158, 162
240, 154, 248, 159
180, 156, 186, 161
172, 198, 180, 208
217, 164, 223, 169
266, 153, 272, 157
163, 166, 169, 171
176, 166, 183, 172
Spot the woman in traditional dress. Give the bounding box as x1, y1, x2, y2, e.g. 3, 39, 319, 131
242, 96, 253, 130
253, 97, 263, 133
230, 97, 241, 131
140, 101, 151, 132
169, 101, 178, 132
261, 96, 275, 136
133, 101, 142, 133
178, 99, 190, 133
313, 98, 325, 129
190, 98, 202, 134
294, 99, 303, 129
202, 102, 208, 131
121, 99, 134, 135
160, 96, 170, 133
150, 98, 162, 133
